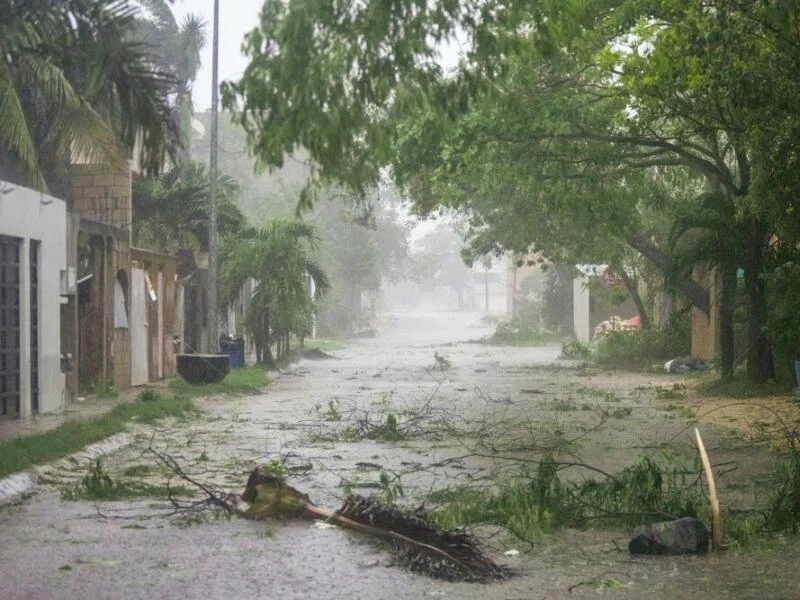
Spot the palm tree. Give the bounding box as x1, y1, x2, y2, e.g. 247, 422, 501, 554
132, 162, 244, 254
135, 0, 207, 161
0, 0, 179, 192
220, 220, 329, 366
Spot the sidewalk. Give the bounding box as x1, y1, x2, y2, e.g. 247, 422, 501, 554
0, 382, 175, 507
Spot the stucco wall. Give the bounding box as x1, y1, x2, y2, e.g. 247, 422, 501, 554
0, 181, 67, 415
690, 269, 720, 361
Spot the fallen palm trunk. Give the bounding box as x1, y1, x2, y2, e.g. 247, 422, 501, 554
235, 467, 509, 582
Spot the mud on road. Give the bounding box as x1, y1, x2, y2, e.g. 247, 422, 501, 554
1, 311, 799, 599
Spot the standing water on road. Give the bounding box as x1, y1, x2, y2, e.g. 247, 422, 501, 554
1, 311, 798, 599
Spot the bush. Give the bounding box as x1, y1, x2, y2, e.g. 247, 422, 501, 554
594, 320, 690, 371
488, 316, 559, 346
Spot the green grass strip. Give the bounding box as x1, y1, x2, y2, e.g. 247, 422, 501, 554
169, 366, 272, 398
0, 395, 196, 479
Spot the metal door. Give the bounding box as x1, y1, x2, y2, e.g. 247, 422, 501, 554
0, 236, 21, 416
130, 267, 149, 386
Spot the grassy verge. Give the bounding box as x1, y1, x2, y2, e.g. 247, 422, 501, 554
169, 366, 272, 398
0, 393, 196, 479
301, 338, 347, 352
695, 377, 793, 399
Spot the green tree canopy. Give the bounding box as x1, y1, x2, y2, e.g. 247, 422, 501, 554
0, 0, 180, 191
226, 0, 800, 382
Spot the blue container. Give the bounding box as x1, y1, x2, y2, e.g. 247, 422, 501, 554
219, 336, 245, 369
229, 349, 243, 369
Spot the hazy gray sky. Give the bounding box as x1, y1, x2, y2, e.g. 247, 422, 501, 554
171, 0, 265, 111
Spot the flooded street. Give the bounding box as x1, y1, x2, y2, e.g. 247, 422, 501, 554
1, 310, 798, 599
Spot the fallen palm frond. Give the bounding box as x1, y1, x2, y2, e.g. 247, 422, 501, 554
237, 466, 509, 582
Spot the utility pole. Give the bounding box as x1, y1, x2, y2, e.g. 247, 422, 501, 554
207, 0, 220, 354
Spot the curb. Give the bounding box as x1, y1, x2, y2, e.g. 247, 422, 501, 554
0, 432, 135, 508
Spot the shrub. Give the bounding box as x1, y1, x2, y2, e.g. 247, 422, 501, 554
594, 319, 690, 371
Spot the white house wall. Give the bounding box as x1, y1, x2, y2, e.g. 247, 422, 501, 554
573, 276, 591, 343
0, 180, 67, 415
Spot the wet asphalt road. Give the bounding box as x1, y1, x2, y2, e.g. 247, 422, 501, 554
1, 310, 799, 599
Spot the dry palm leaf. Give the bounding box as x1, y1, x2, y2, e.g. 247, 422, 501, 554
236, 467, 509, 582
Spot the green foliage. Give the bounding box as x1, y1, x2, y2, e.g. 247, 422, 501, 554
365, 414, 405, 442
489, 317, 559, 346
220, 219, 329, 365
61, 458, 122, 501
375, 470, 404, 504
318, 399, 342, 422
429, 453, 703, 543
222, 0, 475, 201
89, 379, 118, 399
0, 395, 196, 478
225, 0, 800, 385
0, 0, 179, 190
61, 458, 193, 501
132, 162, 245, 254
561, 340, 591, 360
137, 389, 161, 403
767, 264, 800, 385
263, 459, 288, 479
593, 320, 690, 372
312, 198, 409, 337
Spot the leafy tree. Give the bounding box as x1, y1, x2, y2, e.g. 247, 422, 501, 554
219, 219, 329, 366
190, 110, 304, 223
226, 0, 800, 383
132, 162, 245, 254
0, 0, 178, 192
410, 223, 474, 311
311, 192, 409, 336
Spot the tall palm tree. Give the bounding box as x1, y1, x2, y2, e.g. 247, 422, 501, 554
0, 0, 179, 192
135, 0, 207, 161
220, 220, 329, 366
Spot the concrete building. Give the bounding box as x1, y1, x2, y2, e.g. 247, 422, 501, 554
573, 264, 638, 343
0, 181, 68, 417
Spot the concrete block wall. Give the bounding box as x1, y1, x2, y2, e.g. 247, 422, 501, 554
69, 166, 132, 236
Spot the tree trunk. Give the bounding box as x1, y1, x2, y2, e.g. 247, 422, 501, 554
719, 266, 736, 380
263, 308, 275, 367
744, 218, 773, 383
618, 268, 650, 330
627, 234, 710, 315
